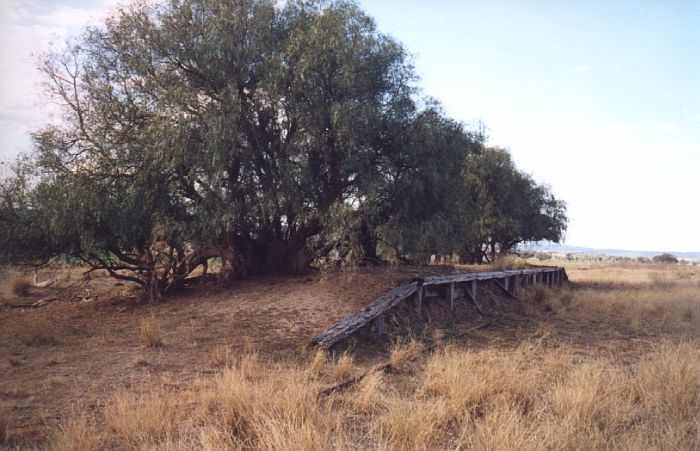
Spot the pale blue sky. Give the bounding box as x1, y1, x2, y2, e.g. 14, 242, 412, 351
360, 0, 700, 252
1, 0, 699, 251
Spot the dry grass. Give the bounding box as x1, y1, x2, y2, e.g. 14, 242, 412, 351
10, 276, 31, 297
331, 352, 354, 382
389, 337, 424, 373
138, 316, 164, 347
307, 349, 328, 378
560, 265, 700, 334
48, 340, 700, 450
104, 389, 178, 447
7, 263, 700, 449
211, 344, 233, 368
490, 254, 528, 270
51, 413, 103, 451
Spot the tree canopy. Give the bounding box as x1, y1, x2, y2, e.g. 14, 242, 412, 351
0, 0, 567, 300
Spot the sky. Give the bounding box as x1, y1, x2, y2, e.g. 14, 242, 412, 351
1, 0, 699, 252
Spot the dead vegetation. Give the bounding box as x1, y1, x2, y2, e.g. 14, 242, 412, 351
137, 316, 164, 348
1, 263, 699, 448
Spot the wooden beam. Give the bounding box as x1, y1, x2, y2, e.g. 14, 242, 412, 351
308, 282, 418, 349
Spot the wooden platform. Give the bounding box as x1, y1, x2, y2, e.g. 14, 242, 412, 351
308, 267, 567, 349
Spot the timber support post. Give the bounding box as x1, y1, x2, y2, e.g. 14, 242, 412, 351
447, 282, 455, 309
466, 279, 477, 302
374, 315, 385, 336
414, 285, 423, 315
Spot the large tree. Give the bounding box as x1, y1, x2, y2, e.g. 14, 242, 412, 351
0, 0, 567, 299
2, 0, 424, 299
461, 147, 567, 262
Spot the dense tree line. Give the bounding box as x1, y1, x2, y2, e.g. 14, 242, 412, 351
0, 0, 566, 300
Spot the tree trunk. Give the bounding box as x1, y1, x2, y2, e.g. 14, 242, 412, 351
231, 234, 312, 277
358, 219, 379, 265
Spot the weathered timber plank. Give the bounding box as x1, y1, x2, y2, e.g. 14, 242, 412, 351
308, 282, 418, 348
308, 267, 567, 348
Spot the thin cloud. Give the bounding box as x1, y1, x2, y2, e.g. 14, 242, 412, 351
573, 64, 591, 74
0, 0, 114, 159
657, 123, 680, 132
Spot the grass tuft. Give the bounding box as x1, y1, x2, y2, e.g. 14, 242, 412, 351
138, 316, 164, 347
51, 414, 103, 451
331, 352, 354, 382
104, 389, 178, 447
211, 345, 233, 368
307, 349, 328, 378
389, 338, 424, 373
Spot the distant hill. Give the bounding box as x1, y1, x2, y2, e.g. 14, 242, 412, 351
521, 243, 700, 261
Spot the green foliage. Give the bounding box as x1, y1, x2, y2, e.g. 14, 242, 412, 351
652, 253, 678, 264
0, 0, 568, 298
461, 147, 568, 262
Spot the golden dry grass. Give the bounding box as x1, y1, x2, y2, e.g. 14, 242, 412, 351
389, 337, 424, 373
11, 264, 700, 448
138, 316, 164, 347
47, 350, 700, 450
211, 344, 233, 368
489, 254, 528, 271
331, 352, 354, 382
51, 413, 103, 451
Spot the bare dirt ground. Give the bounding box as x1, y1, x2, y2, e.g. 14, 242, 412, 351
0, 264, 463, 443
1, 262, 698, 447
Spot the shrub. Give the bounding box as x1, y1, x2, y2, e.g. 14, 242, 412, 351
653, 253, 679, 264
